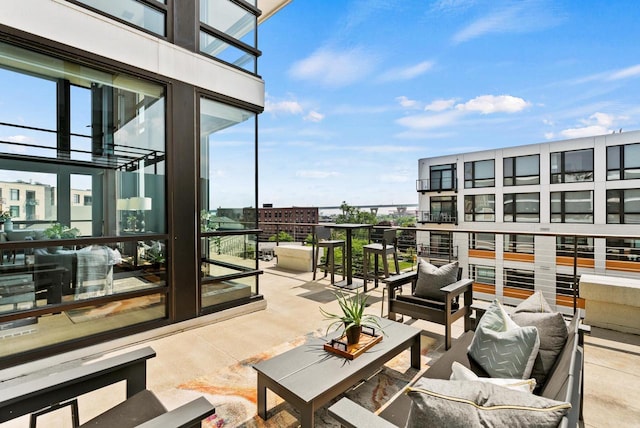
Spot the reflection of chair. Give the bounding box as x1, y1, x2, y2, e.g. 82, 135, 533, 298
312, 226, 345, 284
362, 229, 399, 291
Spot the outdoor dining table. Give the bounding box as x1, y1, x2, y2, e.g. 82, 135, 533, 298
320, 223, 373, 290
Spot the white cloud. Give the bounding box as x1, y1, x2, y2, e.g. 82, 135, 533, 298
265, 99, 303, 115
582, 112, 614, 127
381, 173, 410, 183
455, 95, 529, 114
425, 98, 456, 112
607, 64, 640, 81
5, 135, 32, 144
295, 170, 341, 179
396, 96, 421, 109
544, 132, 555, 140
396, 110, 463, 130
304, 111, 325, 122
361, 145, 420, 153
560, 125, 610, 139
379, 61, 434, 82
289, 47, 377, 87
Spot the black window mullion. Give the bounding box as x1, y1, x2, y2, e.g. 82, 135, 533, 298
199, 23, 261, 57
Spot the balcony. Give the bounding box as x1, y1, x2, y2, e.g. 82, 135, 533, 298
416, 177, 457, 193
417, 211, 457, 224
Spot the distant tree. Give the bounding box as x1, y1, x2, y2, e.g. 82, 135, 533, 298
336, 201, 377, 225
268, 231, 294, 242
396, 216, 416, 227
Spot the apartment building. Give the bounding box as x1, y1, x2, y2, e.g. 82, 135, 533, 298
416, 130, 640, 310
0, 0, 289, 367
258, 206, 319, 241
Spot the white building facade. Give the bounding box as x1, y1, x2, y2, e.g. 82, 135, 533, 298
416, 131, 640, 310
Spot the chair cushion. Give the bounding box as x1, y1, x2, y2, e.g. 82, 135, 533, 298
405, 378, 571, 428
511, 293, 568, 388
468, 300, 540, 379
450, 361, 536, 393
413, 260, 458, 300
79, 389, 166, 427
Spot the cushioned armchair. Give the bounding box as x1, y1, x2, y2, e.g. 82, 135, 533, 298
384, 261, 473, 350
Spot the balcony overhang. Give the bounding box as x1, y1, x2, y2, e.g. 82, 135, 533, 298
258, 0, 292, 24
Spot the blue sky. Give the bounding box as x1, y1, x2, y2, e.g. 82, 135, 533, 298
257, 0, 640, 209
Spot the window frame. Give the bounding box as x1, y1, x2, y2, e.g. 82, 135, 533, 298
469, 264, 496, 285
464, 159, 495, 188
469, 233, 495, 251
551, 190, 594, 223
556, 236, 594, 259
606, 188, 640, 224
607, 143, 640, 180
503, 268, 535, 291
550, 148, 594, 183
503, 192, 540, 223
503, 154, 540, 186
504, 234, 535, 254
464, 194, 495, 222
429, 163, 456, 191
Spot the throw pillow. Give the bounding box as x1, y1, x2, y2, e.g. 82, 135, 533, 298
511, 311, 568, 387
514, 291, 554, 313
468, 300, 540, 379
413, 260, 458, 300
405, 378, 571, 428
449, 361, 536, 393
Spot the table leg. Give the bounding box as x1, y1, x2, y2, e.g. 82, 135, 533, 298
345, 229, 353, 285
300, 404, 314, 428
411, 334, 421, 369
257, 374, 268, 420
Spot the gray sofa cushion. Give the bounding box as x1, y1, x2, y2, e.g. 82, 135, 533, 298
413, 260, 458, 300
514, 291, 554, 313
405, 378, 571, 428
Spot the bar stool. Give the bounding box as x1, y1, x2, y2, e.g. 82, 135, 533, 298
313, 225, 345, 284
363, 229, 399, 291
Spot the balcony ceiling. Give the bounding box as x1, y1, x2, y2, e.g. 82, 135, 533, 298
257, 0, 292, 23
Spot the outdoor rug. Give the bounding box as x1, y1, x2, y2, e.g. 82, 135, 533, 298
164, 329, 443, 427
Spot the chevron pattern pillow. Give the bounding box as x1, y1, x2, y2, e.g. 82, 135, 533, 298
468, 300, 540, 379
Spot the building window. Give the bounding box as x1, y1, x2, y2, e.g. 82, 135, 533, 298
10, 189, 19, 200
504, 154, 539, 186
73, 194, 80, 204
607, 143, 640, 180
550, 148, 593, 183
551, 191, 593, 223
423, 196, 456, 223
504, 192, 539, 222
71, 0, 167, 36
200, 0, 259, 73
607, 189, 640, 224
470, 264, 496, 285
556, 273, 579, 297
421, 231, 455, 259
504, 268, 535, 290
464, 194, 495, 222
556, 236, 594, 258
9, 205, 19, 218
429, 164, 456, 191
464, 159, 495, 188
504, 234, 534, 254
469, 233, 495, 251
606, 238, 640, 261
84, 196, 93, 206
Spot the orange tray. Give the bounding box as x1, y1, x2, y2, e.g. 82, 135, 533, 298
324, 328, 383, 360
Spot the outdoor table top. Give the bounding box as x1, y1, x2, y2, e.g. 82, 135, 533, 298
253, 316, 421, 404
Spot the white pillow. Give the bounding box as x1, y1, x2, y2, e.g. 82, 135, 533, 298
450, 361, 536, 393
468, 300, 540, 379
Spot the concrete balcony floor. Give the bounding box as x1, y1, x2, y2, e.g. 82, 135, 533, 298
2, 259, 639, 427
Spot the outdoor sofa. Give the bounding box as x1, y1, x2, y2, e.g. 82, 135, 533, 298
329, 294, 585, 428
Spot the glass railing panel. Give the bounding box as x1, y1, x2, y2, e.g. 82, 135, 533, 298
74, 0, 166, 36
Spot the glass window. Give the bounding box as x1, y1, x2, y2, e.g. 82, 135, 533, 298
550, 149, 593, 183
200, 97, 257, 308
504, 268, 535, 290
556, 236, 594, 258
72, 0, 166, 36
469, 233, 495, 251
607, 189, 640, 224
470, 265, 496, 285
464, 194, 495, 222
429, 164, 456, 191
424, 196, 456, 223
606, 237, 640, 261
556, 273, 578, 297
504, 154, 539, 186
10, 189, 19, 200
464, 159, 495, 188
551, 191, 593, 223
504, 234, 534, 254
607, 143, 640, 180
504, 192, 540, 222
200, 0, 258, 73
9, 205, 19, 217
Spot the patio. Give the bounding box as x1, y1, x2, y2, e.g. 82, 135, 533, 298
2, 258, 639, 427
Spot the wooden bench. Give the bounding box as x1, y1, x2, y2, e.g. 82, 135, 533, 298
0, 346, 215, 427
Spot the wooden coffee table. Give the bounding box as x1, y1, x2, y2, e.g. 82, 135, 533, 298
253, 317, 421, 428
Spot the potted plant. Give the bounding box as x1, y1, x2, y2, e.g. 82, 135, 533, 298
0, 211, 13, 231
320, 290, 383, 345
43, 223, 80, 253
